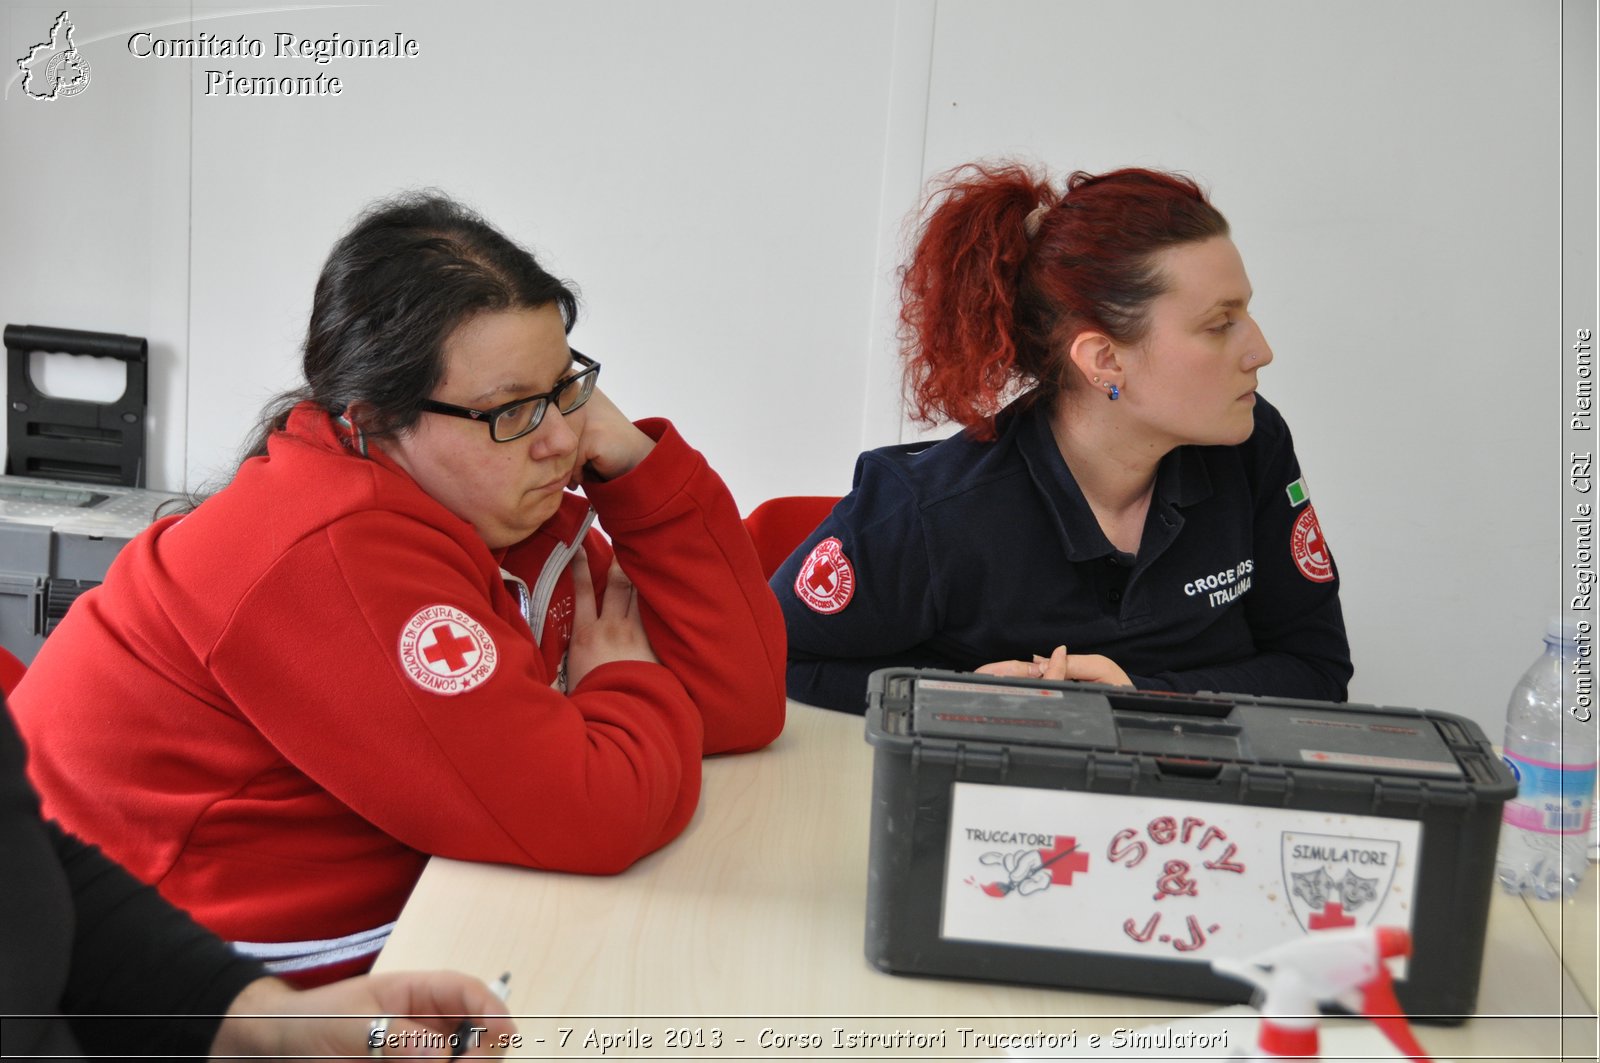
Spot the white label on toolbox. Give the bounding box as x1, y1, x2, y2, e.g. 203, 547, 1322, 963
1299, 749, 1460, 776
918, 678, 1064, 698
942, 783, 1419, 973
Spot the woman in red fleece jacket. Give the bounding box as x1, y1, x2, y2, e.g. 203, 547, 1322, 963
11, 192, 786, 983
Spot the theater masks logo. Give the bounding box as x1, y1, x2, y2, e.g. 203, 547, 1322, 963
1280, 832, 1401, 932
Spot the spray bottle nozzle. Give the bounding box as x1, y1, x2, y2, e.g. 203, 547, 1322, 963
1375, 926, 1412, 960
1212, 926, 1431, 1061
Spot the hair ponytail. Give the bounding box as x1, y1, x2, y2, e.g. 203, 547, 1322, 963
899, 162, 1054, 438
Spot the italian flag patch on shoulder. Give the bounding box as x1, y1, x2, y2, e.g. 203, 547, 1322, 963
1285, 478, 1309, 507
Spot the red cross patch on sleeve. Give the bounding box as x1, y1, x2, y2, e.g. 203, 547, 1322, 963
1290, 506, 1335, 584
794, 537, 856, 615
398, 605, 499, 695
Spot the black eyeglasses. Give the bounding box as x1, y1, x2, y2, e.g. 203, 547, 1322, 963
420, 351, 600, 443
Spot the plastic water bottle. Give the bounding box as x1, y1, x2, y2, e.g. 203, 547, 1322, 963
1495, 616, 1598, 899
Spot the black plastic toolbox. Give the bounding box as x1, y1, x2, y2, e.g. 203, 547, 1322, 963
863, 669, 1517, 1021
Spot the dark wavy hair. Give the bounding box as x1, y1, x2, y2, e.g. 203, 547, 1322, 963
899, 163, 1229, 439
239, 191, 579, 461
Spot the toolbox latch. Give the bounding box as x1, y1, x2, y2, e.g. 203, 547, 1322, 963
43, 577, 98, 634
1372, 776, 1426, 813
1374, 776, 1473, 811
1238, 765, 1294, 803
953, 742, 1010, 780
1085, 752, 1138, 791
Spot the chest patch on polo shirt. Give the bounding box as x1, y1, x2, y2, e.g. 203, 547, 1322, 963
1290, 506, 1335, 583
795, 537, 856, 614
1183, 559, 1255, 608
397, 605, 499, 695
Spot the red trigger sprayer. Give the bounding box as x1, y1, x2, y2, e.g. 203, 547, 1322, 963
1210, 926, 1432, 1061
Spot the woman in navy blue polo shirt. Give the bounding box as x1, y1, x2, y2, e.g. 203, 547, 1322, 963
773, 163, 1351, 713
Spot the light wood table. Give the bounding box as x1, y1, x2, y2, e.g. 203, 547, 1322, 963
1525, 872, 1598, 1009
377, 704, 1598, 1060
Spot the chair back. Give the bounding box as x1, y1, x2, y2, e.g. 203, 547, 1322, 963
744, 496, 839, 580
0, 646, 26, 697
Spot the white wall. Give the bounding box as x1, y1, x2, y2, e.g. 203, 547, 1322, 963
0, 0, 1587, 737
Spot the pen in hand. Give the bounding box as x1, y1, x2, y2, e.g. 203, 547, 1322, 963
452, 971, 511, 1058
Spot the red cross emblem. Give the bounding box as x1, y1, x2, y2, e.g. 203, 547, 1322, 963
1290, 505, 1335, 583
1040, 835, 1091, 885
806, 556, 838, 596
421, 622, 479, 673
398, 605, 499, 695
1308, 901, 1358, 930
794, 537, 855, 615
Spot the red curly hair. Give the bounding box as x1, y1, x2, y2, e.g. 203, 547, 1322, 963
899, 163, 1229, 439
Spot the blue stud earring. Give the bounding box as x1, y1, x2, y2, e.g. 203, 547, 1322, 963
1107, 383, 1120, 401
